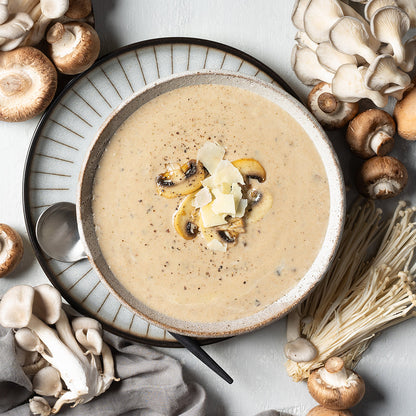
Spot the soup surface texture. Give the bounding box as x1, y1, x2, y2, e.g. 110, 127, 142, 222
92, 84, 330, 323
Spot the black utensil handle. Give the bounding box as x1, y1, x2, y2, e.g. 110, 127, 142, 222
170, 332, 233, 384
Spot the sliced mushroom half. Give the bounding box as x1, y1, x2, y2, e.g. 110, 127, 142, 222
200, 217, 245, 246
156, 159, 206, 198
245, 189, 273, 224
173, 193, 200, 240
232, 158, 266, 183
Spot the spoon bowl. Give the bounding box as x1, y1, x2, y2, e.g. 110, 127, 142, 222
35, 202, 87, 263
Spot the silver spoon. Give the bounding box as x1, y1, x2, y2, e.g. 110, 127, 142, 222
35, 202, 233, 384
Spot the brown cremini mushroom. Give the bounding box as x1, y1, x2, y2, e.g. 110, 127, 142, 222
65, 0, 92, 19
0, 224, 23, 277
307, 406, 353, 416
308, 357, 365, 410
346, 109, 396, 158
394, 83, 416, 140
47, 21, 100, 75
357, 156, 408, 199
307, 82, 359, 130
0, 46, 57, 121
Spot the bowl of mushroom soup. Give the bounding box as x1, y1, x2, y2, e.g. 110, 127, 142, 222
77, 70, 345, 337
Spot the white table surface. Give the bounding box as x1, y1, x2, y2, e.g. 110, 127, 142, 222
1, 1, 416, 415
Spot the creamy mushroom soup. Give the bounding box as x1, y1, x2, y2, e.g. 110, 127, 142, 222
92, 84, 330, 322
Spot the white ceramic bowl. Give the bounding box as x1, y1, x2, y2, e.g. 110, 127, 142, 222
77, 70, 345, 337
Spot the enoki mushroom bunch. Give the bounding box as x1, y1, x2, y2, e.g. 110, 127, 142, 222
286, 200, 416, 382
0, 284, 117, 415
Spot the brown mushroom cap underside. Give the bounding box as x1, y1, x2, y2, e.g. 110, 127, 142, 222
307, 406, 353, 416
346, 109, 396, 159
0, 224, 24, 278
357, 156, 408, 199
394, 83, 416, 140
0, 47, 57, 122
308, 370, 365, 410
49, 22, 100, 75
307, 82, 359, 130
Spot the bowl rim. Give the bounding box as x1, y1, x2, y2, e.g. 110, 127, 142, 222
77, 69, 346, 337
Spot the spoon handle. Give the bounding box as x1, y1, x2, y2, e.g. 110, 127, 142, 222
169, 332, 233, 384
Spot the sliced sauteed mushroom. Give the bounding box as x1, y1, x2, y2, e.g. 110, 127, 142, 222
232, 158, 266, 183
245, 189, 273, 224
346, 109, 396, 158
0, 47, 57, 121
308, 357, 365, 410
47, 21, 100, 75
174, 193, 200, 240
356, 156, 408, 199
199, 217, 245, 247
0, 223, 23, 277
156, 159, 206, 198
307, 82, 359, 129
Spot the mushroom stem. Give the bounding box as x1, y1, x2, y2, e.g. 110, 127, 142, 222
318, 92, 339, 114
46, 21, 74, 44
23, 314, 89, 396
370, 130, 394, 155
287, 309, 301, 342
373, 180, 399, 196
320, 357, 348, 388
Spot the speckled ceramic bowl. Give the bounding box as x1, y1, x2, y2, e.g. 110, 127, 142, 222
77, 70, 345, 337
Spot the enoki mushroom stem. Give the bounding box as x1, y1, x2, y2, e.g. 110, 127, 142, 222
286, 200, 416, 381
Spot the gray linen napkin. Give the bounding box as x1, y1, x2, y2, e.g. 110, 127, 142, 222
0, 326, 206, 416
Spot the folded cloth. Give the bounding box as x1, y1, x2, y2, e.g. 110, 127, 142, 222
0, 326, 206, 416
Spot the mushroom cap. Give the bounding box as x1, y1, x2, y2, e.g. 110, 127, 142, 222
40, 0, 69, 19
47, 21, 100, 75
0, 47, 57, 122
346, 109, 396, 158
32, 365, 63, 397
0, 284, 35, 328
394, 83, 416, 140
284, 337, 318, 362
0, 223, 23, 277
307, 406, 353, 416
33, 284, 62, 325
308, 360, 365, 410
65, 0, 92, 19
307, 82, 359, 130
356, 156, 408, 199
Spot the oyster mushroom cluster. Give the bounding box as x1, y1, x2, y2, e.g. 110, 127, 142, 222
0, 284, 117, 416
156, 141, 273, 252
0, 0, 100, 122
292, 0, 416, 128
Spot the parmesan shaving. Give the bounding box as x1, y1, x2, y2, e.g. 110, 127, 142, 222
286, 200, 416, 382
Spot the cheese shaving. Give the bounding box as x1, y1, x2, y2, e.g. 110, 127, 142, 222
286, 200, 416, 382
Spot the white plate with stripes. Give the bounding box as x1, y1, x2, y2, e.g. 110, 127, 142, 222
23, 37, 292, 346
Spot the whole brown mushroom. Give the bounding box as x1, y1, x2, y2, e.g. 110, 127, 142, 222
394, 83, 416, 140
308, 357, 365, 410
0, 46, 57, 122
357, 156, 408, 199
346, 109, 396, 159
307, 406, 353, 416
307, 82, 359, 130
0, 224, 24, 277
47, 21, 100, 75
